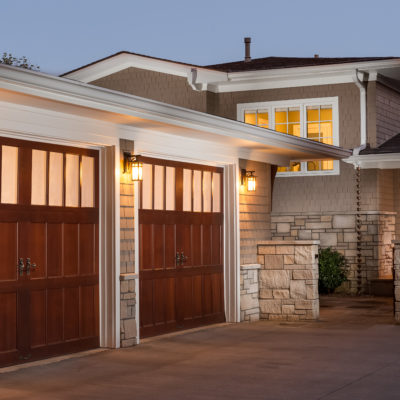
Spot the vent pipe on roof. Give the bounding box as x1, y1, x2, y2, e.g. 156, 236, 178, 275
244, 37, 251, 62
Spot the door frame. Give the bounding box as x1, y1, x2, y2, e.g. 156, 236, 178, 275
0, 129, 120, 349
134, 154, 240, 343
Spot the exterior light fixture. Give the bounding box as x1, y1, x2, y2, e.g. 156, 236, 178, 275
241, 169, 256, 192
124, 152, 143, 181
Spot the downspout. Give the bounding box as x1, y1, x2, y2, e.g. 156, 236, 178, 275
187, 68, 204, 91
353, 70, 368, 146
352, 71, 369, 293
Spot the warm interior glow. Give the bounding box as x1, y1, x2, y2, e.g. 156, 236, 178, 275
131, 161, 143, 181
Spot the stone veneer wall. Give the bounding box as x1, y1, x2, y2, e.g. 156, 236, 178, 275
257, 241, 319, 321
119, 139, 137, 347
271, 212, 395, 293
393, 240, 400, 322
240, 264, 261, 322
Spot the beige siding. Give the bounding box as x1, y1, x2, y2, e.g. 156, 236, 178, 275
375, 83, 400, 147
272, 162, 356, 213
239, 160, 271, 265
91, 67, 207, 112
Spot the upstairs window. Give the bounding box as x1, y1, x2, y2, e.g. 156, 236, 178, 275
238, 97, 339, 176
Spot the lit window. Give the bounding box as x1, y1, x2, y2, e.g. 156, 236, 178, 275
244, 111, 269, 128
238, 98, 339, 175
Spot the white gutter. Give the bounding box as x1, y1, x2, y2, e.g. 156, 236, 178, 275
353, 70, 368, 146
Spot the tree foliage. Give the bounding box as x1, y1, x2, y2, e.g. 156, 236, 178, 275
0, 53, 39, 71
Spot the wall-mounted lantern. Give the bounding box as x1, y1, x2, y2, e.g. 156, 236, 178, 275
124, 152, 143, 181
241, 169, 256, 192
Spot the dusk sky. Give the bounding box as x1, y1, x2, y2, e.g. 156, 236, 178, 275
2, 0, 399, 76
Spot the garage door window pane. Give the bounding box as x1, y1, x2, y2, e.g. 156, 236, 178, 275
81, 156, 94, 208
212, 173, 221, 213
154, 165, 164, 210
65, 154, 79, 207
203, 171, 211, 212
142, 163, 153, 210
31, 150, 47, 205
49, 152, 63, 206
165, 167, 175, 211
183, 169, 192, 212
1, 145, 18, 204
193, 170, 202, 212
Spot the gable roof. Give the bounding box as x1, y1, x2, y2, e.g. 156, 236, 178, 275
360, 134, 400, 155
62, 51, 396, 77
206, 56, 397, 73
60, 51, 200, 77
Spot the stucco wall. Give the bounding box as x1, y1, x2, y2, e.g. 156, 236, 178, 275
91, 67, 207, 112
239, 160, 272, 265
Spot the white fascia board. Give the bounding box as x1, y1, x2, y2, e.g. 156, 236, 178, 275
343, 153, 400, 169
63, 52, 227, 84
210, 59, 400, 93
0, 65, 351, 161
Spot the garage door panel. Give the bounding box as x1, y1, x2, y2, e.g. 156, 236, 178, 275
64, 287, 79, 340
154, 279, 165, 324
192, 275, 203, 318
212, 225, 222, 266
192, 225, 202, 266
0, 222, 17, 281
30, 290, 46, 348
47, 288, 63, 344
64, 224, 79, 276
22, 222, 46, 279
47, 223, 62, 277
0, 292, 17, 352
165, 224, 176, 268
79, 224, 95, 276
153, 224, 164, 269
202, 225, 212, 266
80, 285, 97, 338
178, 276, 193, 321
165, 278, 176, 323
140, 224, 153, 270
140, 279, 154, 328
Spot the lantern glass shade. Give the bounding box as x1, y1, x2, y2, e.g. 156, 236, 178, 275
247, 174, 256, 191
131, 161, 143, 181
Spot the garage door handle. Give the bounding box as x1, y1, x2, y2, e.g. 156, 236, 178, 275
26, 258, 38, 275
17, 258, 25, 276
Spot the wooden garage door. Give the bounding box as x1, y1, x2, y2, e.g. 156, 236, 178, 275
139, 157, 224, 338
0, 137, 99, 367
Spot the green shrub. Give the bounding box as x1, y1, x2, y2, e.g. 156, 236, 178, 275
318, 247, 348, 294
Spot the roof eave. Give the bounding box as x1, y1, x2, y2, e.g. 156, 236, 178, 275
0, 64, 350, 161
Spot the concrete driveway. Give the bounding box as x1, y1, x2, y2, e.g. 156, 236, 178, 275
1, 296, 399, 400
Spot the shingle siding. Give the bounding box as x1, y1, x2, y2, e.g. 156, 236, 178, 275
376, 83, 400, 147
239, 160, 272, 265
91, 67, 207, 112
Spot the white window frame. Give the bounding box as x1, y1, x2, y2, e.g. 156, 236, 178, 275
237, 97, 340, 177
